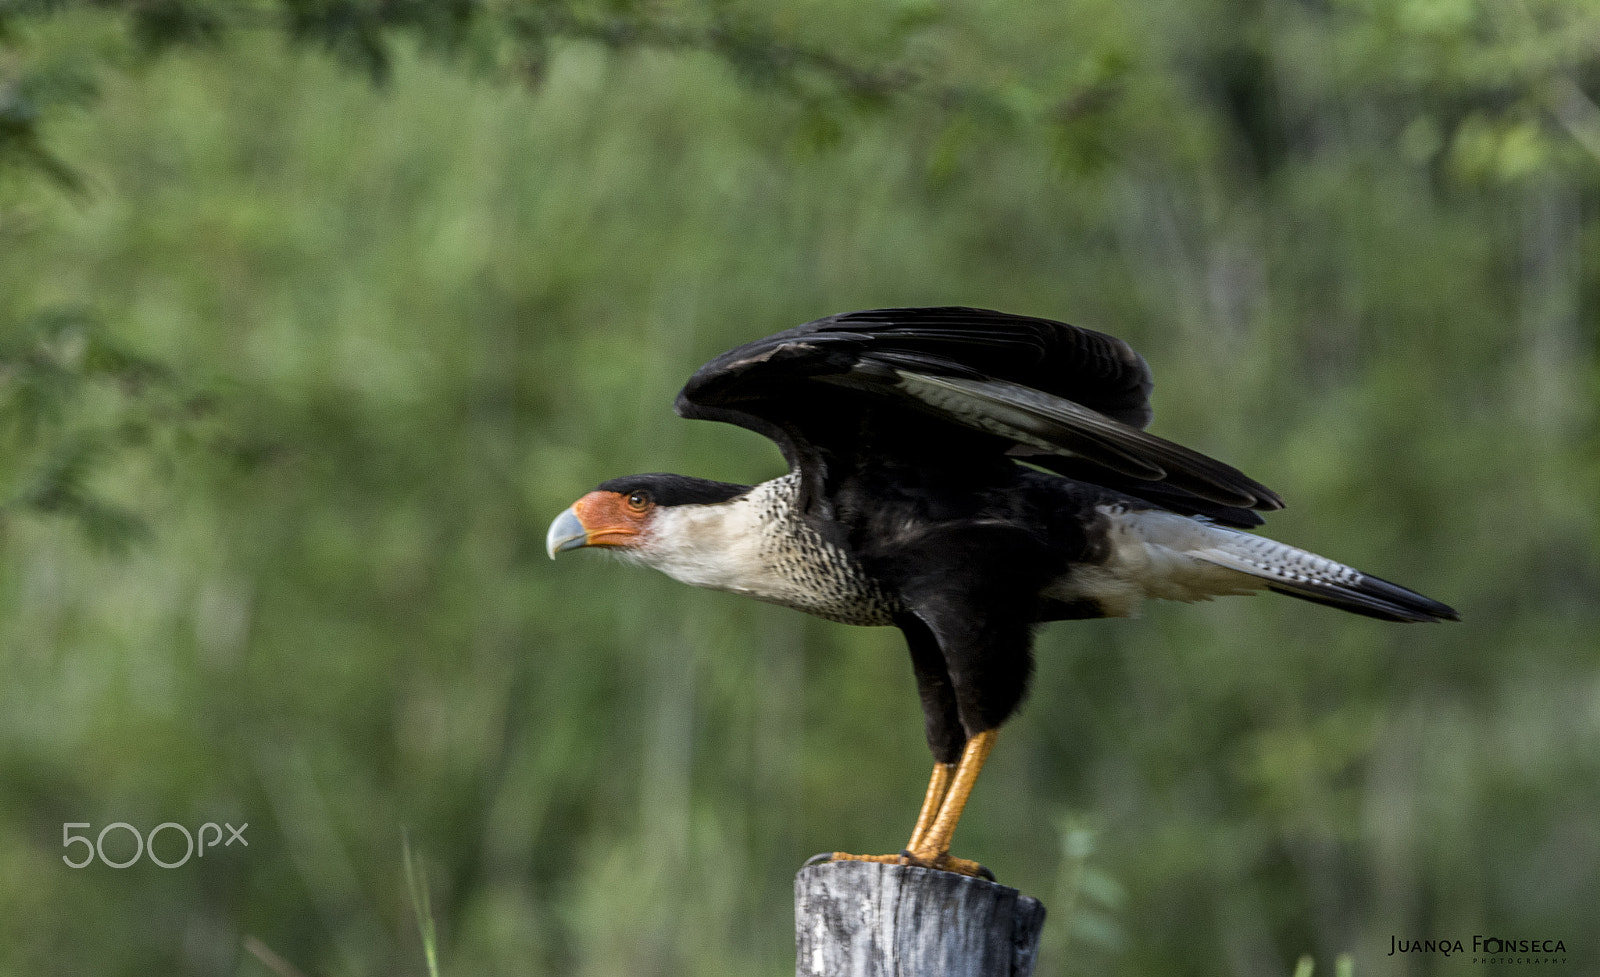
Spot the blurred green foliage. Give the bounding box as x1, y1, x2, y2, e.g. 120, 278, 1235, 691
2, 1, 1598, 975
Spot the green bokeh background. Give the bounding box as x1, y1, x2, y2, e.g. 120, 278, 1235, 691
2, 3, 1597, 975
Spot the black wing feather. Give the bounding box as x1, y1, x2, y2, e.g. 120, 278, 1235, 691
801, 308, 1155, 428
1027, 456, 1267, 528
675, 307, 1282, 513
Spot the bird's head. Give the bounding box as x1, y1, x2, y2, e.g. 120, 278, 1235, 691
546, 474, 754, 565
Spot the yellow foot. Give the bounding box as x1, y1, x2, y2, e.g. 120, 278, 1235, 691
804, 851, 995, 881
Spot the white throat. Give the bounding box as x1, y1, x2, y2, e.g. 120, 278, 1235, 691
633, 489, 772, 594
628, 473, 900, 625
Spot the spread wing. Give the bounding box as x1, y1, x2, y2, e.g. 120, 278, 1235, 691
675, 307, 1283, 519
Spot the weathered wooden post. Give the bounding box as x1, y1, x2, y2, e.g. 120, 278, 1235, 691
795, 861, 1047, 977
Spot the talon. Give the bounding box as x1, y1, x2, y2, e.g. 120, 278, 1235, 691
823, 852, 920, 866
899, 850, 993, 879
807, 849, 992, 879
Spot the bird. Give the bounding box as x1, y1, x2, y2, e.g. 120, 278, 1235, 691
546, 307, 1457, 878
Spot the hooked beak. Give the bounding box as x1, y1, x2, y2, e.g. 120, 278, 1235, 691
546, 506, 589, 559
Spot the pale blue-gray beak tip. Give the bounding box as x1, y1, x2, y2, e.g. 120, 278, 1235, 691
546, 506, 588, 559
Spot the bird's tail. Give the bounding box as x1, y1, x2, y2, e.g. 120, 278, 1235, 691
1191, 527, 1459, 623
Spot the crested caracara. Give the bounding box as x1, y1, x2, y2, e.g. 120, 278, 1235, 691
547, 307, 1457, 878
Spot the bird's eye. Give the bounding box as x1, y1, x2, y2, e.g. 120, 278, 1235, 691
626, 491, 650, 511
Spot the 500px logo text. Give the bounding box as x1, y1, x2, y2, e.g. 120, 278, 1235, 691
62, 821, 248, 868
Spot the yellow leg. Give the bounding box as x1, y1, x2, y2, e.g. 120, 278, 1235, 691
906, 728, 996, 874
819, 730, 998, 879
906, 762, 956, 853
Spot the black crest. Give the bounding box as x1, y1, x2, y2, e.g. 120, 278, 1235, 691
595, 473, 751, 507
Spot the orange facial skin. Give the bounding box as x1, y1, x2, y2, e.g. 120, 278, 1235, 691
571, 490, 655, 548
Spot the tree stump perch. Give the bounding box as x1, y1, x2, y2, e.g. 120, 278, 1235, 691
795, 860, 1047, 977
